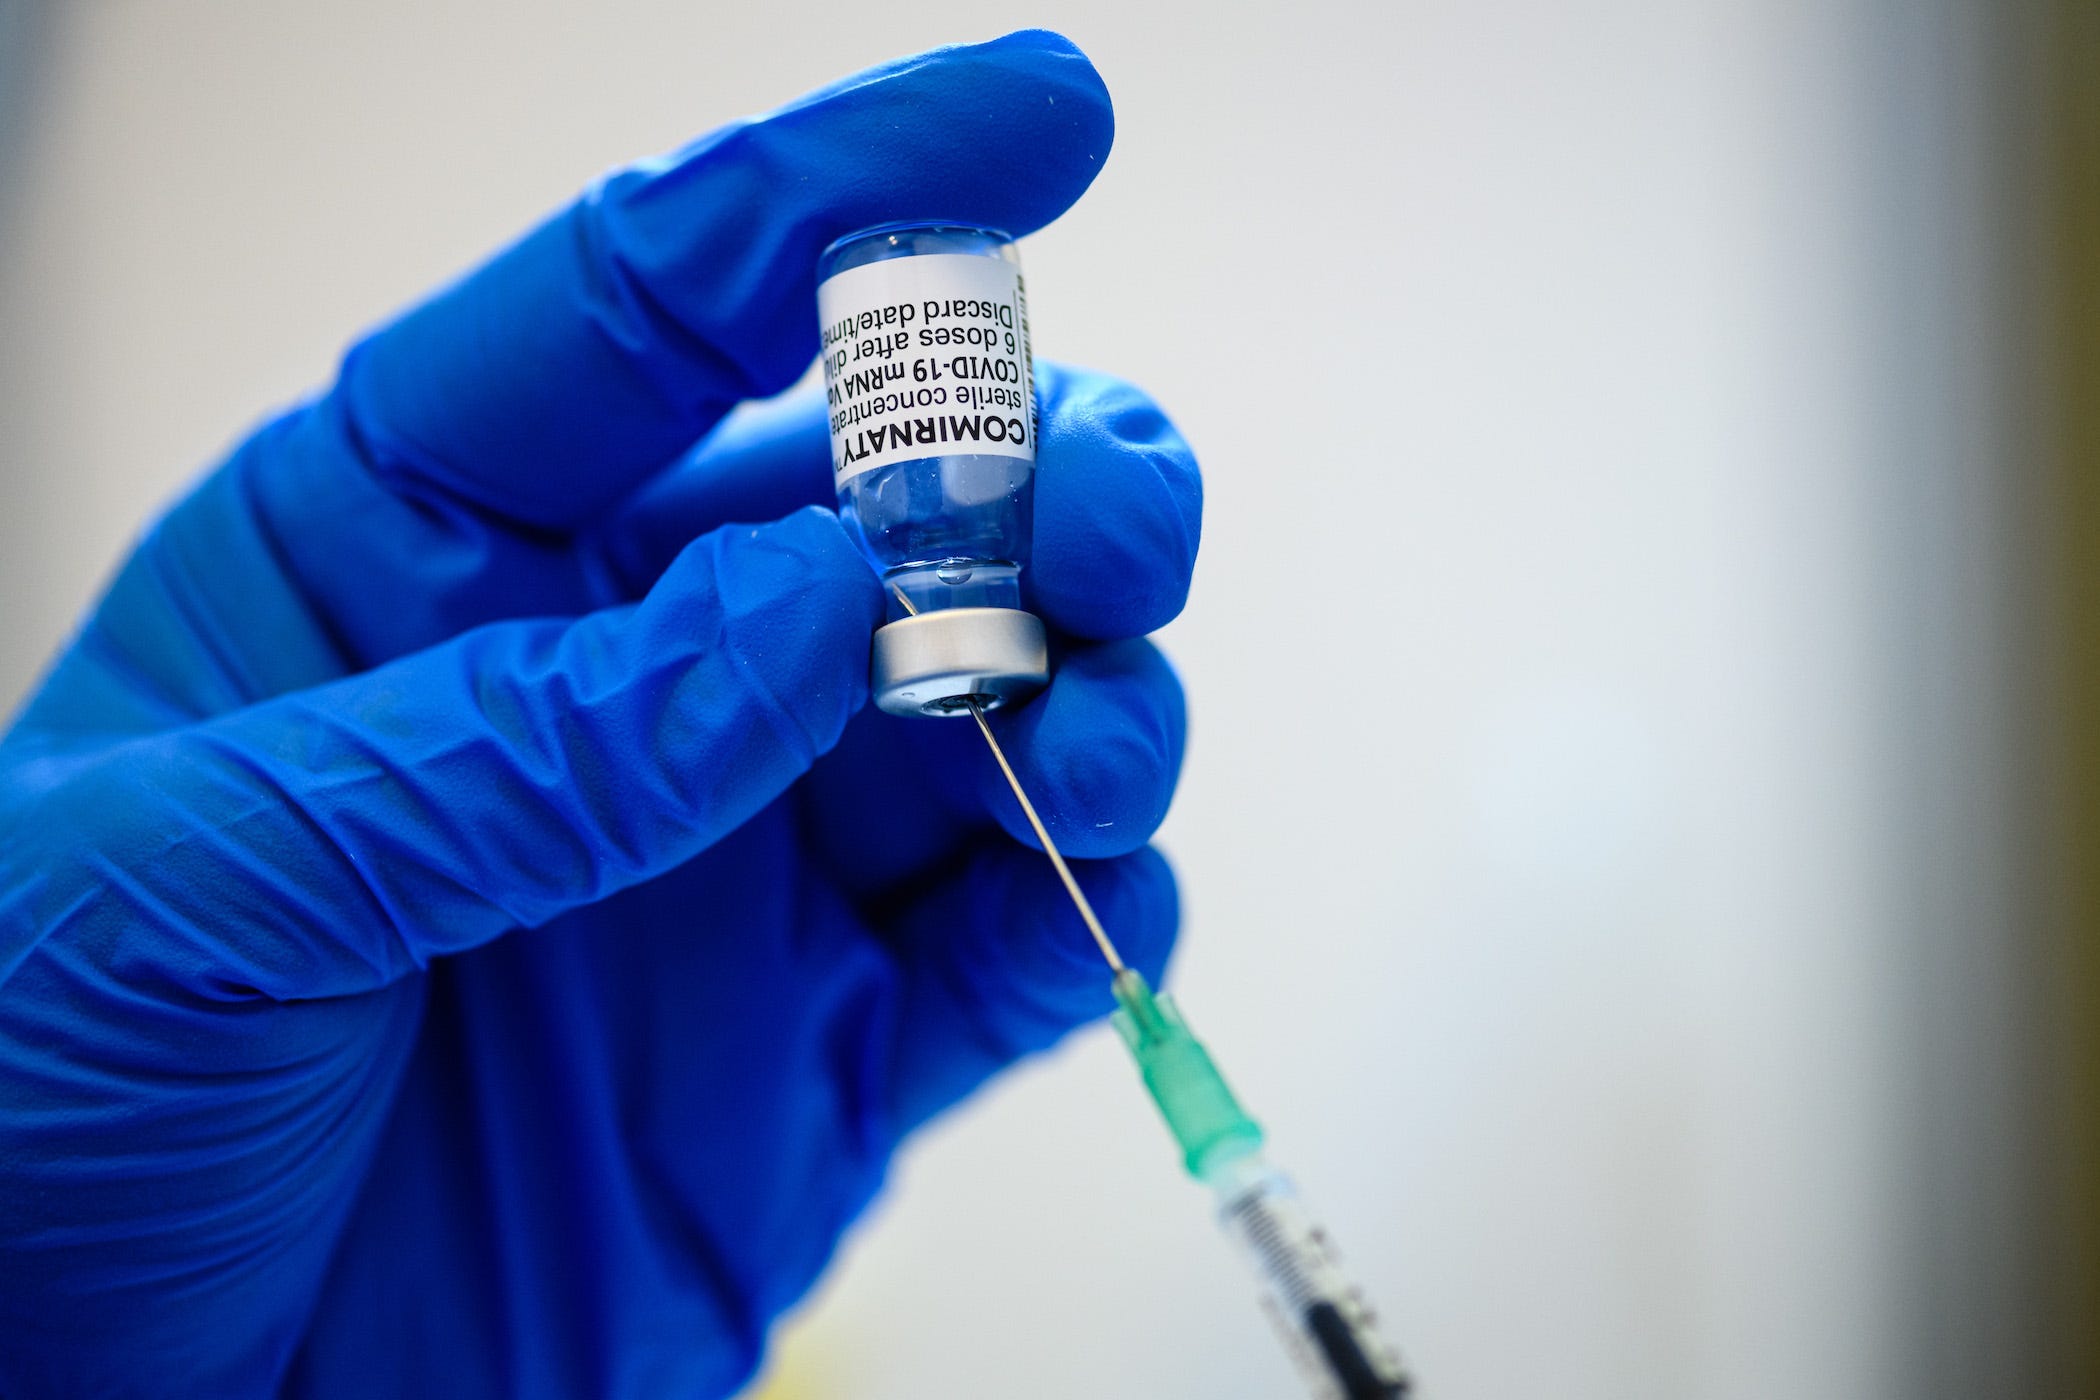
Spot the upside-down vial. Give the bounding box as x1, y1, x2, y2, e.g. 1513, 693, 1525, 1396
817, 222, 1048, 717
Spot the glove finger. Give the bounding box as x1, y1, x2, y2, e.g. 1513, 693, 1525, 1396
600, 363, 1203, 643
2, 508, 880, 1000
1027, 362, 1203, 639
800, 635, 1187, 899
598, 381, 836, 596
958, 635, 1188, 852
884, 841, 1178, 1135
286, 30, 1110, 537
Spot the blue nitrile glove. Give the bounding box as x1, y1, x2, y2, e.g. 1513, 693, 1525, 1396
0, 31, 1200, 1399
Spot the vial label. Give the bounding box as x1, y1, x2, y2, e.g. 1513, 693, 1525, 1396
818, 254, 1035, 486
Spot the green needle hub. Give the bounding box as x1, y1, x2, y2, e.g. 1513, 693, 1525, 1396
1110, 969, 1266, 1179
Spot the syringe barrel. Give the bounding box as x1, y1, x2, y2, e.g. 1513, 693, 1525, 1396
1204, 1154, 1411, 1400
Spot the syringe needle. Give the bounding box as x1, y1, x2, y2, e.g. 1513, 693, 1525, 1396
964, 696, 1125, 974
888, 584, 1124, 974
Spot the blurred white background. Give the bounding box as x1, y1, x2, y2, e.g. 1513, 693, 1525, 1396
0, 2, 2051, 1397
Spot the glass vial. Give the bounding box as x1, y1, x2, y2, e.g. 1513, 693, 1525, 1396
818, 222, 1048, 716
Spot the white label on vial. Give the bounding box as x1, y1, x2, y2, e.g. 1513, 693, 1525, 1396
818, 253, 1035, 486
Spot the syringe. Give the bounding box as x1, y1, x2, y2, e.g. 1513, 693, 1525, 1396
964, 698, 1412, 1399
1110, 969, 1411, 1399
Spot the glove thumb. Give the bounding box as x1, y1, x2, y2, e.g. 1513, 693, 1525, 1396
8, 507, 879, 999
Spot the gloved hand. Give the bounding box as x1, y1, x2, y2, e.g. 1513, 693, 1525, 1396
0, 31, 1199, 1399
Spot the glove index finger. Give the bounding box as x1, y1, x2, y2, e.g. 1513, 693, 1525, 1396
329, 30, 1113, 535
16, 508, 882, 1004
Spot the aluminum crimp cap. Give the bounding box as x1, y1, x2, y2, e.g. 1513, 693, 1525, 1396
870, 607, 1048, 718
